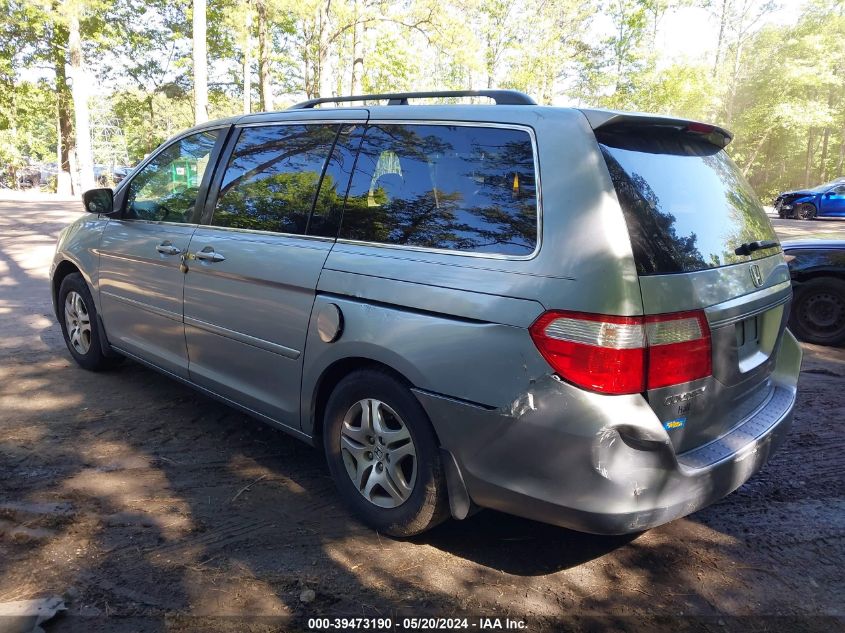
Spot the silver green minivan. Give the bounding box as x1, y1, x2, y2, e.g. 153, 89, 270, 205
51, 90, 802, 537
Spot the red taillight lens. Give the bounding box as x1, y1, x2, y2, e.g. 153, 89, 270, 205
529, 310, 711, 395
529, 311, 646, 395
644, 311, 711, 389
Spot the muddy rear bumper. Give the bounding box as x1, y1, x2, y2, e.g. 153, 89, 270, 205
415, 330, 803, 535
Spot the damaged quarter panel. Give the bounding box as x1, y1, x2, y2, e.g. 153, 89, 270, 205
300, 282, 550, 434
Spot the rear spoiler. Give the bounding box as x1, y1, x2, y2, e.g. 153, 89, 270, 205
579, 109, 733, 149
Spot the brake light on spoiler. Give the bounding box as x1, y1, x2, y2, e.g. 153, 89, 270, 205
529, 310, 712, 395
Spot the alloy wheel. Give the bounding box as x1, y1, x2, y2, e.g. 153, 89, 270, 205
339, 398, 417, 509
797, 203, 816, 220
64, 290, 92, 355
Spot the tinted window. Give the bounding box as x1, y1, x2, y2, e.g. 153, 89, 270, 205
309, 124, 365, 238
212, 124, 338, 234
125, 130, 219, 223
599, 130, 779, 275
339, 124, 538, 255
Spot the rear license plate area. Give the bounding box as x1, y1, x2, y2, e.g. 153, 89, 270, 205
736, 315, 764, 369
736, 315, 759, 349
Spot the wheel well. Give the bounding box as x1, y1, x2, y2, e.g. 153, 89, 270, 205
794, 271, 845, 286
310, 357, 414, 441
52, 260, 81, 313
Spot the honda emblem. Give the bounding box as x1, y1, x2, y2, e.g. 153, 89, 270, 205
750, 263, 763, 287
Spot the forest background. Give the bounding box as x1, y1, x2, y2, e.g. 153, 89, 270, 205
1, 0, 843, 199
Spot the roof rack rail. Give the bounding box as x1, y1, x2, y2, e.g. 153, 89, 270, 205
288, 89, 536, 109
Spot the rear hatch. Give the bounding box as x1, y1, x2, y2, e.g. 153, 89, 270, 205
590, 113, 792, 454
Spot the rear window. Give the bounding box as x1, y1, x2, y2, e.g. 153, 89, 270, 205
338, 124, 538, 256
599, 129, 779, 275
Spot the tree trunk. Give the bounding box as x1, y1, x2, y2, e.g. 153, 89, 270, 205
242, 1, 252, 114
68, 9, 94, 192
486, 29, 495, 89
725, 35, 745, 125
147, 94, 155, 154
256, 0, 273, 110
712, 0, 729, 77
804, 129, 815, 187
742, 125, 774, 177
820, 127, 830, 182
317, 2, 333, 98
350, 0, 363, 94
837, 130, 845, 177
52, 22, 74, 195
193, 0, 208, 123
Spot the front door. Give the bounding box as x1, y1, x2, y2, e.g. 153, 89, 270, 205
183, 115, 366, 427
820, 184, 845, 216
98, 129, 225, 377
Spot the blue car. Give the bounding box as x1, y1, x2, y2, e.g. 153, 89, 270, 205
775, 178, 845, 219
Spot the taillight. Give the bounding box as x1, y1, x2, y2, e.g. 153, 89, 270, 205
644, 311, 711, 389
529, 310, 711, 395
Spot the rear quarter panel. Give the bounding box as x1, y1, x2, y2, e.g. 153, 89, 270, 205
300, 106, 644, 431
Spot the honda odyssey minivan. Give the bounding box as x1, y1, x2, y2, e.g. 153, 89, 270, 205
51, 90, 802, 537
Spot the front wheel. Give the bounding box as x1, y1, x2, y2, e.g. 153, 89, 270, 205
323, 369, 449, 537
789, 277, 845, 347
58, 273, 119, 370
797, 203, 816, 220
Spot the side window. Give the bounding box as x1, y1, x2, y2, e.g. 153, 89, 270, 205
211, 124, 338, 234
338, 124, 538, 256
309, 124, 365, 238
833, 185, 845, 195
125, 130, 219, 223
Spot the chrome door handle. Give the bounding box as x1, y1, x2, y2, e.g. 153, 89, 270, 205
195, 247, 225, 263
156, 242, 181, 256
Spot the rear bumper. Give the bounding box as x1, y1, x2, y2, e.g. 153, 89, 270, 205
416, 330, 802, 535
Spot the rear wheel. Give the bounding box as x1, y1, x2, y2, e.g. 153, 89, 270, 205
789, 277, 845, 346
797, 203, 816, 220
323, 369, 449, 537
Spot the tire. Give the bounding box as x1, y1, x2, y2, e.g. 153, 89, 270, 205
797, 203, 816, 220
323, 369, 449, 537
58, 273, 119, 370
789, 277, 845, 347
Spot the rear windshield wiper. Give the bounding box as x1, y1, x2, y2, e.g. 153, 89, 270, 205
734, 240, 779, 256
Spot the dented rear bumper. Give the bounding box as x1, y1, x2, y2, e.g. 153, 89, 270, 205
414, 330, 802, 535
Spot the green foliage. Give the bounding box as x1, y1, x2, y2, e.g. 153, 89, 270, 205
0, 81, 57, 171
1, 0, 844, 202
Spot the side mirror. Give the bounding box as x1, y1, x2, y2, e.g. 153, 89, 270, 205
824, 191, 834, 197
82, 188, 114, 214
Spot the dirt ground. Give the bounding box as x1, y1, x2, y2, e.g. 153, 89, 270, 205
0, 194, 843, 632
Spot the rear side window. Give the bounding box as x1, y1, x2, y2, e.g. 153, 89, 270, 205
212, 124, 338, 235
308, 124, 365, 238
599, 129, 778, 275
338, 124, 538, 256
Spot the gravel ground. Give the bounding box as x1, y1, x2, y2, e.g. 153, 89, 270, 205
0, 194, 843, 632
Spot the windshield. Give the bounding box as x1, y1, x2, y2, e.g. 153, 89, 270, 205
808, 181, 841, 193
599, 129, 779, 275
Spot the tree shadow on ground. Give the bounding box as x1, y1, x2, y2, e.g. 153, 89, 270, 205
1, 200, 842, 632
